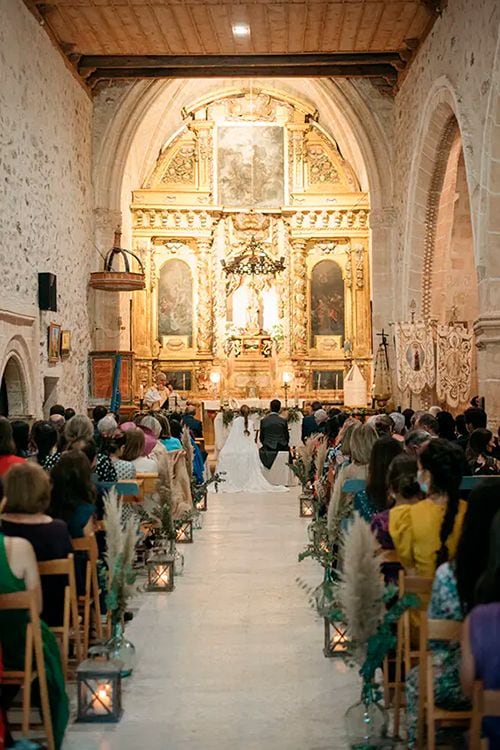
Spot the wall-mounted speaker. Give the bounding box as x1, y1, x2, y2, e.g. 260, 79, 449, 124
38, 273, 57, 312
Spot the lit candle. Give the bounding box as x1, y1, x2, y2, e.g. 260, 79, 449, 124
182, 373, 186, 391
335, 373, 338, 391
317, 373, 321, 390
91, 683, 112, 715
139, 384, 144, 399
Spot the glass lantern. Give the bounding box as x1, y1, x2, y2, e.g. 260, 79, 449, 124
146, 546, 175, 592
324, 618, 349, 658
299, 493, 315, 518
176, 518, 194, 543
195, 490, 208, 512
76, 649, 123, 723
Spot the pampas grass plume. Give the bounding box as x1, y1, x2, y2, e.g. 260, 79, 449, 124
103, 487, 123, 572
338, 515, 385, 646
181, 425, 194, 479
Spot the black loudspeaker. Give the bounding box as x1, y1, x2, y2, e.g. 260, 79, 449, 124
38, 273, 57, 312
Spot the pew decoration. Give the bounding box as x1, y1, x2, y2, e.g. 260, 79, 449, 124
323, 517, 418, 749
103, 490, 139, 677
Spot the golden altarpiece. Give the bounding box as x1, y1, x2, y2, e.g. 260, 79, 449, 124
130, 89, 372, 403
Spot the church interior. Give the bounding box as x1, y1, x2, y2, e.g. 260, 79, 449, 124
1, 0, 500, 748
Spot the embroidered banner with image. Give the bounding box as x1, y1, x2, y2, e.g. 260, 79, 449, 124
436, 324, 473, 408
394, 321, 435, 394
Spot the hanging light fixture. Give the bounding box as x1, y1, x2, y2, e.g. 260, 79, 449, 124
90, 228, 146, 292
221, 235, 285, 277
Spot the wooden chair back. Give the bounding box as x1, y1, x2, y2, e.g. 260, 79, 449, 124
71, 535, 103, 652
37, 554, 81, 678
0, 590, 55, 750
135, 472, 159, 500
393, 573, 433, 742
470, 680, 500, 750
378, 549, 401, 709
420, 617, 471, 750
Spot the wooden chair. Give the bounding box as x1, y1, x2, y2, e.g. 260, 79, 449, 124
422, 618, 472, 750
378, 550, 402, 708
0, 590, 55, 750
470, 681, 500, 750
37, 554, 81, 679
393, 573, 433, 741
71, 536, 103, 655
135, 473, 159, 502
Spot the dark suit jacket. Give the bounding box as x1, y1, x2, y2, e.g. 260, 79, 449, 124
259, 413, 289, 450
182, 414, 203, 438
301, 413, 318, 442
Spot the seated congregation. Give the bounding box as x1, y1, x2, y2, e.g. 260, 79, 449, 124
0, 402, 208, 749
307, 403, 500, 748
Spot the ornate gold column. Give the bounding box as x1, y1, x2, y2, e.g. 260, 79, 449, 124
196, 239, 213, 354
291, 238, 308, 355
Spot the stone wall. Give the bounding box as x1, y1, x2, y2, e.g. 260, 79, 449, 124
392, 0, 500, 419
0, 0, 94, 415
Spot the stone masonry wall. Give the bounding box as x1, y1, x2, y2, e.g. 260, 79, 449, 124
0, 0, 94, 415
393, 0, 500, 316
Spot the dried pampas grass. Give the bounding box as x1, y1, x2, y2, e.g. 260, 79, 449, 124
103, 487, 123, 573
103, 487, 139, 615
315, 436, 328, 477
337, 515, 385, 649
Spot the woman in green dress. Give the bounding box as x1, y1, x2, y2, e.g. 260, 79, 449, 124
0, 531, 69, 749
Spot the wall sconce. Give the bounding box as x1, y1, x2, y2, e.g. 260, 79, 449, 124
282, 371, 293, 407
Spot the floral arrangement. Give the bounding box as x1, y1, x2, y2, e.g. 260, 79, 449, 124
103, 489, 139, 623
192, 471, 226, 503
269, 322, 285, 351
289, 434, 322, 490
221, 407, 265, 427
181, 425, 194, 484
324, 516, 418, 693
286, 406, 301, 423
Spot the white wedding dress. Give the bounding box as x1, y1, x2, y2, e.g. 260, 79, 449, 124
216, 416, 288, 493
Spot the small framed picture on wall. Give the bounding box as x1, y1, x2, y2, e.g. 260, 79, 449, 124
60, 330, 71, 358
48, 322, 61, 364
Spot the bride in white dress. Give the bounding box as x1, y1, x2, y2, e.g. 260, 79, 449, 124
216, 406, 287, 493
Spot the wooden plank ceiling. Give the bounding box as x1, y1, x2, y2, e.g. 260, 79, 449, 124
29, 1, 443, 90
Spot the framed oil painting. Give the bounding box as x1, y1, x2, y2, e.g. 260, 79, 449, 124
310, 260, 345, 342
162, 370, 192, 392
157, 259, 193, 345
60, 330, 71, 357
217, 125, 284, 208
312, 370, 344, 391
48, 322, 61, 363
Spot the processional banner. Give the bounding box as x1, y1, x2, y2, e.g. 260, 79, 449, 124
394, 322, 435, 394
436, 324, 473, 408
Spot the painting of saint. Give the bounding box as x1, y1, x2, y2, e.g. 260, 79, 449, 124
406, 343, 425, 372
310, 260, 345, 339
158, 259, 193, 344
217, 125, 284, 208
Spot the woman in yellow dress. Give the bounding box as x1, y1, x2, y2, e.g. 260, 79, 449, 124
389, 438, 467, 577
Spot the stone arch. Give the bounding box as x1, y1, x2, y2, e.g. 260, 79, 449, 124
474, 32, 500, 424
401, 78, 478, 319
0, 339, 32, 417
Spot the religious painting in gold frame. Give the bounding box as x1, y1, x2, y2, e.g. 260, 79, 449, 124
48, 322, 61, 364
60, 330, 71, 358
157, 259, 193, 347
310, 260, 345, 346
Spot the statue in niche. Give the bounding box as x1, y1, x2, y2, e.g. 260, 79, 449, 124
245, 284, 261, 334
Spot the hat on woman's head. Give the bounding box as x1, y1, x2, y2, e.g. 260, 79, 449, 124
140, 416, 162, 439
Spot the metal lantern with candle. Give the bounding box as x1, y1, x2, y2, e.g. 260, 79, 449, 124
323, 619, 349, 658
299, 492, 315, 518
146, 544, 175, 592
175, 517, 194, 543
76, 648, 123, 723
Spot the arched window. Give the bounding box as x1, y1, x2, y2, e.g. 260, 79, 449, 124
157, 259, 193, 345
310, 260, 345, 344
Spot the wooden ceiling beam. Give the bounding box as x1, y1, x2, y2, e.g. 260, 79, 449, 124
78, 52, 404, 71
83, 63, 399, 88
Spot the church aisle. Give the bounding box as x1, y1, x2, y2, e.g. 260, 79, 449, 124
64, 490, 358, 750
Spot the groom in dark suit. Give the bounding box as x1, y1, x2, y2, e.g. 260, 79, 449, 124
259, 399, 290, 470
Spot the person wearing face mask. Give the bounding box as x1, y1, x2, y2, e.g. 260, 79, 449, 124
389, 438, 467, 577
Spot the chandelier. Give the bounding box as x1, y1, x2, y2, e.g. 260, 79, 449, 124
221, 235, 285, 277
